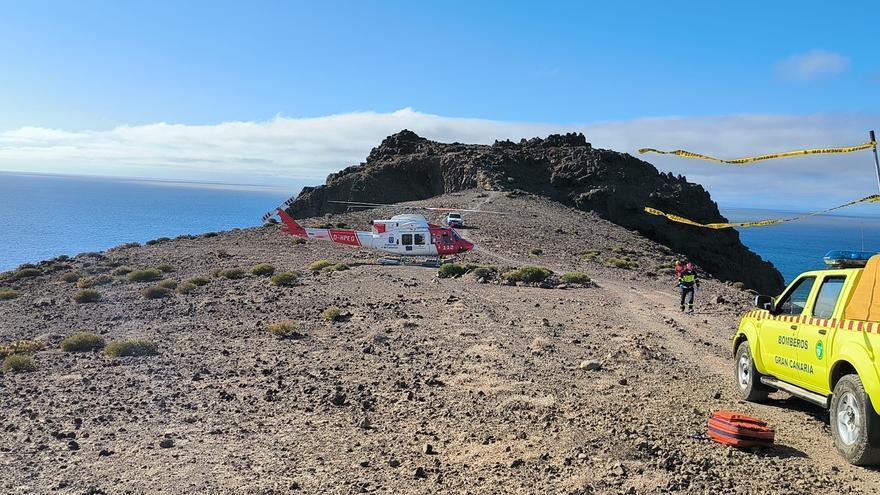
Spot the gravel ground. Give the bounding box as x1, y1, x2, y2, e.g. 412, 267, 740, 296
1, 190, 878, 494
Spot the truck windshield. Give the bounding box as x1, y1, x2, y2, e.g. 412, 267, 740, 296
777, 276, 815, 316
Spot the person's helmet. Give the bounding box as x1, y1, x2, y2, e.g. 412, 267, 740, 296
686, 262, 694, 270
675, 260, 682, 266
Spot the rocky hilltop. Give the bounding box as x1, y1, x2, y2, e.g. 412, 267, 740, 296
287, 130, 784, 294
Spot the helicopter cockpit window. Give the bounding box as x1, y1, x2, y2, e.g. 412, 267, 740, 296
401, 234, 413, 246
441, 233, 450, 244
414, 234, 425, 245
451, 231, 461, 241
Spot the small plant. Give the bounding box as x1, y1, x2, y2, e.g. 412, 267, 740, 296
580, 250, 601, 262
471, 266, 498, 279
0, 289, 20, 301
188, 276, 210, 286
176, 281, 197, 294
61, 271, 82, 283
60, 332, 105, 352
605, 257, 638, 270
308, 260, 334, 271
502, 266, 553, 283
73, 289, 101, 304
13, 268, 41, 280
157, 279, 178, 289
438, 263, 469, 278
142, 286, 173, 299
215, 249, 232, 258
322, 263, 350, 273
155, 264, 175, 273
251, 264, 276, 276
561, 272, 591, 284
733, 281, 747, 290
76, 275, 112, 289
270, 272, 299, 287
530, 248, 543, 256
202, 231, 218, 238
112, 266, 133, 276
3, 354, 36, 373
291, 237, 306, 245
105, 339, 158, 358
145, 237, 171, 246
216, 268, 246, 279
267, 320, 301, 339
128, 269, 163, 282
323, 306, 342, 322
0, 340, 45, 358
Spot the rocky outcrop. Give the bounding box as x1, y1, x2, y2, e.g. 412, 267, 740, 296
286, 130, 784, 293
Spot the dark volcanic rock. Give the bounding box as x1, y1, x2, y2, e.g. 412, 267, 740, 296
286, 130, 784, 293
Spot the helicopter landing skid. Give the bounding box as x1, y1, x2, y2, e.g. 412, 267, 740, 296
377, 256, 443, 268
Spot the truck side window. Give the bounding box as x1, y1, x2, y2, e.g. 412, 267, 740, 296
813, 276, 846, 319
777, 276, 815, 316
402, 234, 413, 246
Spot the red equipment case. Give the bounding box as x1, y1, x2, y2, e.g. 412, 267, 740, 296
707, 410, 775, 448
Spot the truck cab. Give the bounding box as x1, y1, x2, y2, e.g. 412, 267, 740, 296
732, 251, 880, 465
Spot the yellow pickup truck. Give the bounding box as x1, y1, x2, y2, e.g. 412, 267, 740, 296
732, 251, 880, 465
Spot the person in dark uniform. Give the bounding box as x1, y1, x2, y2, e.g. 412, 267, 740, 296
678, 262, 699, 313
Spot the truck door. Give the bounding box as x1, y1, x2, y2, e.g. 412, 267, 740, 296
759, 276, 816, 379
797, 275, 846, 394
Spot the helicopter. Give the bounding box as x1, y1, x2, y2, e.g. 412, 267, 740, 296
263, 200, 506, 264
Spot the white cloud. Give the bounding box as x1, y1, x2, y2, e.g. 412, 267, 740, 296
775, 49, 850, 82
1, 108, 878, 211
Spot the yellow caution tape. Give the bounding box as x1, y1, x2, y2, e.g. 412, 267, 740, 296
639, 140, 877, 164
645, 195, 880, 229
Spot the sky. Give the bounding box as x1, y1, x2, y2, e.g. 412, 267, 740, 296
0, 1, 879, 210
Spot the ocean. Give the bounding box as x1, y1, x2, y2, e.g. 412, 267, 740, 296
0, 172, 293, 271
3, 172, 880, 285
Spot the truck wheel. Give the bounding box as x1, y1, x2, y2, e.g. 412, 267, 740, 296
734, 341, 771, 402
831, 374, 880, 465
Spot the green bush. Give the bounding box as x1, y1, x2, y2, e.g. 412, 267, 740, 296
76, 274, 113, 289
308, 260, 334, 271
0, 289, 20, 301
61, 271, 82, 283
0, 340, 45, 358
60, 332, 105, 352
3, 354, 36, 373
128, 269, 163, 282
176, 281, 197, 294
112, 266, 133, 276
145, 237, 171, 246
267, 320, 301, 339
105, 339, 158, 358
438, 263, 469, 278
471, 266, 498, 279
188, 276, 210, 286
271, 272, 299, 287
323, 306, 342, 322
251, 263, 276, 276
73, 289, 101, 303
580, 250, 601, 262
142, 286, 173, 299
502, 266, 553, 283
322, 263, 350, 273
733, 282, 747, 290
530, 248, 543, 255
13, 268, 41, 279
155, 264, 175, 273
605, 257, 638, 269
157, 279, 178, 289
291, 237, 306, 245
561, 272, 591, 284
216, 268, 246, 279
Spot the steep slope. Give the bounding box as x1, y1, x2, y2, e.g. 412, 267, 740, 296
286, 130, 784, 294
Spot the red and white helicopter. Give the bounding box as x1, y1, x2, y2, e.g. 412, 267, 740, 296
263, 200, 505, 263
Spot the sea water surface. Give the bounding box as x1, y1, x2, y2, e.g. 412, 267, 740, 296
724, 208, 880, 284
0, 172, 293, 271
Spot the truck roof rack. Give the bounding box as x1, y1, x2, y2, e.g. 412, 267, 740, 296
823, 250, 877, 268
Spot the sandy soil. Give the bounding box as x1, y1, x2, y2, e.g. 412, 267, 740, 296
1, 190, 878, 494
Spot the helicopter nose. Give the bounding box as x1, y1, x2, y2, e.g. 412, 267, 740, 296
458, 239, 475, 253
